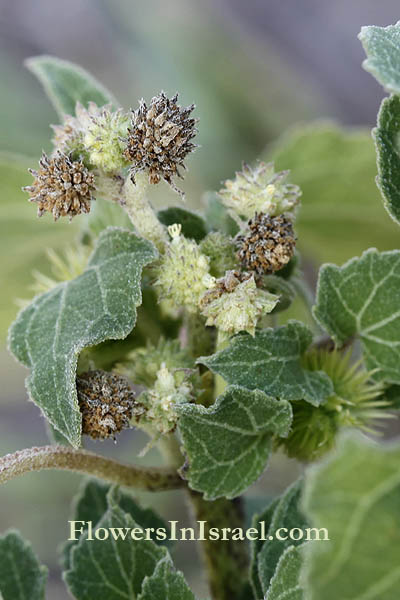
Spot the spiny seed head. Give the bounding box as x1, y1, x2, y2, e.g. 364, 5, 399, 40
236, 212, 296, 275
219, 162, 301, 220
278, 349, 390, 461
123, 92, 198, 196
77, 370, 137, 440
83, 107, 129, 173
23, 152, 95, 221
199, 271, 279, 336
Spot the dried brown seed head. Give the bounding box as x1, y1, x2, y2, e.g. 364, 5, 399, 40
199, 270, 252, 310
23, 152, 95, 221
77, 370, 138, 440
123, 92, 198, 196
236, 212, 296, 275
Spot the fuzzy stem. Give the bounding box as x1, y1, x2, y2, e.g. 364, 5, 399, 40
123, 173, 168, 251
187, 490, 251, 600
0, 446, 184, 492
214, 329, 229, 399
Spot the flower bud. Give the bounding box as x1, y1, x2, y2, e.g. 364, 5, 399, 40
154, 224, 211, 312
83, 107, 129, 173
137, 364, 194, 435
116, 338, 193, 388
199, 271, 279, 336
219, 162, 301, 220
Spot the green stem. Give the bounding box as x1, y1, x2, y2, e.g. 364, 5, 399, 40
123, 173, 168, 251
214, 329, 229, 398
0, 446, 183, 492
187, 490, 251, 600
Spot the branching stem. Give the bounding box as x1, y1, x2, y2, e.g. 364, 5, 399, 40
0, 445, 184, 492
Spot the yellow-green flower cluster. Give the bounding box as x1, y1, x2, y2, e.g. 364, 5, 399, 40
116, 338, 193, 388
200, 273, 279, 336
219, 162, 301, 221
52, 101, 129, 174
137, 364, 194, 435
83, 107, 129, 173
154, 224, 212, 313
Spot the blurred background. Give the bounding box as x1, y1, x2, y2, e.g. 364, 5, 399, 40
1, 1, 400, 597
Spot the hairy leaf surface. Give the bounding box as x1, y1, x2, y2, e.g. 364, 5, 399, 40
250, 498, 279, 599
313, 248, 400, 383
373, 95, 400, 225
26, 55, 116, 117
138, 556, 195, 600
8, 228, 157, 447
359, 23, 400, 94
64, 488, 167, 600
265, 545, 305, 600
63, 479, 169, 569
257, 480, 307, 594
199, 321, 332, 406
178, 385, 292, 500
302, 433, 400, 600
0, 530, 47, 600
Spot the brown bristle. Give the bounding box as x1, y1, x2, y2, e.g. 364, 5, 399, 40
123, 92, 198, 196
76, 370, 139, 441
23, 151, 95, 221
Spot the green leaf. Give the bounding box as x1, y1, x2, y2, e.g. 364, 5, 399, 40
302, 432, 400, 600
26, 55, 117, 117
265, 545, 305, 600
62, 479, 170, 569
178, 385, 292, 500
157, 207, 208, 242
199, 321, 333, 406
269, 124, 400, 265
64, 487, 167, 600
138, 555, 195, 600
373, 95, 400, 225
313, 248, 400, 383
359, 23, 400, 94
8, 227, 157, 447
250, 498, 279, 599
0, 530, 47, 600
257, 480, 307, 595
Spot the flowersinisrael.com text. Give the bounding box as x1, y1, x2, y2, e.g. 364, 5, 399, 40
68, 520, 329, 542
